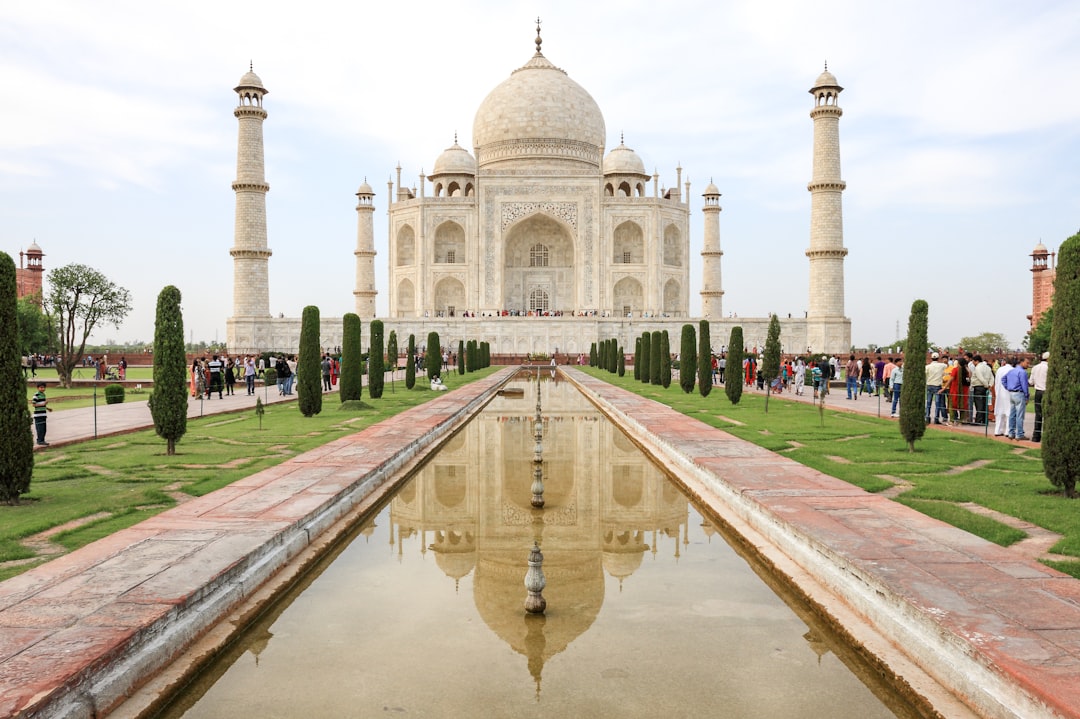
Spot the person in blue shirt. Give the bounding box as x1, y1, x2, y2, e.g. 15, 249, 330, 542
1003, 357, 1031, 440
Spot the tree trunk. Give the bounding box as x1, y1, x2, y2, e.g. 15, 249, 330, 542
167, 438, 175, 456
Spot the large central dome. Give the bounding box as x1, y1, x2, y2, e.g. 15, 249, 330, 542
472, 48, 606, 170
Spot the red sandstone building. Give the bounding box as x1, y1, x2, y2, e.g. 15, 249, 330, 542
15, 242, 45, 301
1029, 242, 1055, 328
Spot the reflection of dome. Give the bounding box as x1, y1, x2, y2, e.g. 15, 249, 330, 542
432, 140, 476, 177
603, 141, 646, 176
473, 49, 605, 168
602, 530, 647, 582
432, 529, 476, 582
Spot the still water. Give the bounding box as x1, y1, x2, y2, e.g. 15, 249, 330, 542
159, 374, 919, 718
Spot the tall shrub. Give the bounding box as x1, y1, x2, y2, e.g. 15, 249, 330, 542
610, 340, 620, 373
899, 300, 929, 452
482, 342, 490, 368
680, 324, 697, 393
590, 342, 597, 367
387, 331, 398, 373
1043, 232, 1080, 496
405, 333, 416, 390
298, 305, 323, 416
426, 332, 441, 380
634, 337, 642, 380
660, 331, 672, 388
641, 332, 652, 384
458, 340, 465, 375
369, 319, 385, 398
149, 285, 187, 455
726, 327, 744, 405
763, 314, 781, 412
341, 313, 363, 400
0, 252, 33, 503
651, 331, 662, 385
618, 346, 625, 376
698, 320, 712, 398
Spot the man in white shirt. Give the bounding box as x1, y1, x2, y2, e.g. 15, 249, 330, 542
1029, 352, 1049, 442
969, 355, 994, 426
925, 352, 947, 424
993, 358, 1013, 436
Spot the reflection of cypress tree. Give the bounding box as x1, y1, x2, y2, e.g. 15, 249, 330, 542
640, 333, 651, 384
1044, 232, 1080, 497
899, 300, 928, 452
680, 324, 696, 394
0, 253, 34, 503
369, 320, 384, 398
298, 305, 322, 416
341, 313, 362, 400
726, 327, 744, 405
698, 320, 712, 398
405, 333, 416, 390
650, 331, 662, 385
149, 285, 187, 455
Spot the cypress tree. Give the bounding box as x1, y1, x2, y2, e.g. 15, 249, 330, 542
763, 314, 781, 411
590, 342, 597, 367
899, 300, 929, 452
149, 285, 187, 455
405, 333, 416, 390
341, 313, 363, 400
651, 331, 662, 385
641, 332, 651, 384
1043, 232, 1080, 496
618, 346, 625, 376
726, 327, 744, 405
680, 323, 697, 394
426, 332, 441, 380
387, 331, 398, 375
297, 305, 323, 416
0, 252, 34, 504
698, 320, 712, 398
634, 337, 642, 380
483, 342, 490, 367
599, 339, 607, 371
458, 339, 465, 375
610, 339, 619, 373
660, 331, 672, 388
369, 319, 385, 398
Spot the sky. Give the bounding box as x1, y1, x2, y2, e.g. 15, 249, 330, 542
3, 1, 1078, 351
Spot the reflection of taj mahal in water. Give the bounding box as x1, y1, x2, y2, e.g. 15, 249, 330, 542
227, 23, 852, 356
388, 375, 690, 681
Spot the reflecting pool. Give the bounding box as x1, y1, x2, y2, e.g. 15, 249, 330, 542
158, 373, 921, 718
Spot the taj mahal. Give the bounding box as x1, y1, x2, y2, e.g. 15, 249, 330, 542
226, 25, 851, 357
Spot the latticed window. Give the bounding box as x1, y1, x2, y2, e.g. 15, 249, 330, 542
530, 243, 549, 267
446, 250, 456, 263
529, 288, 550, 313
622, 251, 631, 264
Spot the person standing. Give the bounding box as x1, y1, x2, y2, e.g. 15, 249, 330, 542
223, 359, 236, 396
992, 357, 1013, 436
845, 354, 858, 399
31, 381, 51, 446
925, 352, 947, 424
889, 358, 904, 417
1003, 357, 1031, 440
969, 355, 994, 427
244, 356, 257, 395
207, 354, 223, 399
1029, 352, 1049, 442
793, 358, 806, 396
321, 354, 333, 392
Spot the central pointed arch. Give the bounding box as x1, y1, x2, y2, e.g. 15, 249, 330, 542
503, 213, 575, 312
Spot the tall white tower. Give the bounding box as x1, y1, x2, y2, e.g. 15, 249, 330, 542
700, 180, 724, 318
354, 180, 377, 317
805, 65, 850, 353
230, 66, 272, 320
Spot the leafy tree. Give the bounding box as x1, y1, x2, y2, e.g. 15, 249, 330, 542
340, 314, 363, 400
405, 333, 416, 390
618, 346, 625, 376
1044, 232, 1080, 497
679, 324, 697, 394
458, 340, 465, 375
762, 314, 781, 412
634, 336, 642, 380
298, 305, 323, 416
899, 300, 929, 452
0, 252, 33, 504
726, 327, 744, 405
650, 331, 662, 385
44, 263, 131, 387
387, 331, 398, 374
957, 332, 1009, 356
660, 331, 672, 388
17, 295, 50, 356
426, 332, 441, 380
640, 332, 651, 384
698, 320, 712, 398
1025, 307, 1052, 356
368, 319, 385, 398
148, 285, 187, 455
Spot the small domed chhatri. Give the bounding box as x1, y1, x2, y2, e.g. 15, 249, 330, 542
234, 63, 266, 93
603, 138, 647, 176
431, 137, 477, 177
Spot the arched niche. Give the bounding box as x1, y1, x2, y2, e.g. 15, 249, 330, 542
396, 225, 415, 266
663, 224, 682, 266
396, 278, 415, 317
434, 276, 466, 317
503, 213, 574, 312
613, 221, 644, 264
434, 221, 465, 264
663, 279, 681, 315
613, 276, 643, 317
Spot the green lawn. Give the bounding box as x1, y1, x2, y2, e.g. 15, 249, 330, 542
581, 368, 1080, 579
0, 368, 498, 582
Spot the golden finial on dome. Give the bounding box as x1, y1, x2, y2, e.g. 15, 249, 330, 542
535, 17, 543, 54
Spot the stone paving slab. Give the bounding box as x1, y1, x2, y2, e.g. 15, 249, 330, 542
0, 368, 515, 719
566, 368, 1080, 719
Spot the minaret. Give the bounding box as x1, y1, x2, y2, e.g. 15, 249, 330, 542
700, 181, 724, 318
805, 64, 849, 353
354, 180, 377, 317
230, 65, 272, 319
1029, 242, 1056, 327
17, 241, 45, 301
